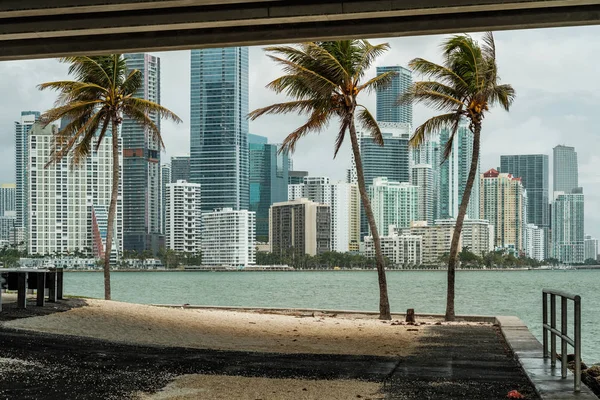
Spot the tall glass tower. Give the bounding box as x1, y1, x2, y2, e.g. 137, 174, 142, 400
248, 134, 289, 240
122, 53, 162, 253
15, 111, 40, 233
439, 124, 480, 220
553, 145, 578, 194
376, 66, 412, 124
500, 154, 549, 228
190, 47, 249, 212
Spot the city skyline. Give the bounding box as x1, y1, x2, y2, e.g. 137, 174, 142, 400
0, 27, 599, 238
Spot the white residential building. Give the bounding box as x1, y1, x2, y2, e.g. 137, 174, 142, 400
435, 218, 494, 257
370, 177, 419, 236
202, 208, 256, 268
364, 226, 423, 267
584, 235, 598, 261
288, 176, 357, 253
524, 224, 545, 261
411, 164, 434, 225
28, 123, 123, 260
0, 211, 16, 242
165, 180, 202, 253
405, 221, 458, 266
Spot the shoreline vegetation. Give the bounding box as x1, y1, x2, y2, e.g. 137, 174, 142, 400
62, 266, 600, 272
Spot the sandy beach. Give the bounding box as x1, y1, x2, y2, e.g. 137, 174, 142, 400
3, 299, 430, 356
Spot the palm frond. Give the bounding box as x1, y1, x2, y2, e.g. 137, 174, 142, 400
121, 68, 143, 97
59, 56, 113, 88
121, 97, 182, 124
488, 84, 515, 111
47, 110, 103, 167
122, 104, 164, 149
357, 70, 396, 94
266, 54, 338, 95
352, 41, 391, 82
408, 58, 469, 94
248, 100, 320, 120
39, 100, 102, 126
356, 106, 383, 146
280, 110, 332, 154
409, 113, 460, 150
333, 114, 352, 158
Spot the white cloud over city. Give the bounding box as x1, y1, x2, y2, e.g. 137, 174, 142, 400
0, 25, 598, 237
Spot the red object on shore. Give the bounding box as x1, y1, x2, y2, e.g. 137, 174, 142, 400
507, 390, 525, 399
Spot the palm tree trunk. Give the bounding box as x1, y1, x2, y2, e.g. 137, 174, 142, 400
445, 123, 481, 321
348, 119, 391, 320
103, 120, 120, 300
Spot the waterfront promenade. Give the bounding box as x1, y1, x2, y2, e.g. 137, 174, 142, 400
1, 297, 589, 399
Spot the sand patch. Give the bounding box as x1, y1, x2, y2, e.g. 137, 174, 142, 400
135, 375, 384, 400
2, 299, 427, 356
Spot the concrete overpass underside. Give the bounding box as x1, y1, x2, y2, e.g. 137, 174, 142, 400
1, 0, 599, 60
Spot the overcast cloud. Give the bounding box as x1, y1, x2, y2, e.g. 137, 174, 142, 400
0, 26, 598, 237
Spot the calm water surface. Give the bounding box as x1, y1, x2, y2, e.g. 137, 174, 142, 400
64, 270, 600, 363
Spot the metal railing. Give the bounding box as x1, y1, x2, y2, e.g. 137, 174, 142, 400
542, 289, 581, 392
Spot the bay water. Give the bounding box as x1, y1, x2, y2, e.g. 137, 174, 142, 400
64, 269, 600, 364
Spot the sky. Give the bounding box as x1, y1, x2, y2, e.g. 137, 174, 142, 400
0, 25, 598, 238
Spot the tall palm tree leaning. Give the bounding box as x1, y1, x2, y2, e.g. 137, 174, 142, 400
39, 55, 181, 300
249, 40, 396, 320
401, 32, 515, 321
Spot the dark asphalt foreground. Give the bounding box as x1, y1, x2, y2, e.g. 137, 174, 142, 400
0, 301, 539, 400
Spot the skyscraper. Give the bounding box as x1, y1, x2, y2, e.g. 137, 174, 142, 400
202, 208, 256, 268
160, 164, 171, 235
166, 180, 202, 253
480, 169, 526, 252
369, 177, 419, 236
0, 183, 16, 216
15, 111, 39, 234
170, 155, 190, 183
411, 137, 441, 220
190, 47, 249, 212
552, 190, 584, 264
410, 164, 434, 225
439, 124, 480, 220
376, 66, 412, 124
249, 134, 289, 240
553, 145, 578, 194
358, 123, 411, 239
28, 122, 123, 258
584, 235, 598, 261
122, 53, 162, 253
500, 155, 549, 228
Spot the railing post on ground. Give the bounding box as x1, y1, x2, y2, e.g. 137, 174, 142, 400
543, 291, 548, 357
561, 297, 567, 379
17, 272, 27, 309
57, 268, 63, 300
550, 294, 556, 367
36, 273, 45, 307
574, 296, 582, 392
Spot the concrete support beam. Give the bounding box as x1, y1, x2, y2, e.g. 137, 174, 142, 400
17, 272, 27, 309
0, 0, 598, 60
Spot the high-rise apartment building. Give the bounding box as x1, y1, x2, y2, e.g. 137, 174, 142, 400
355, 124, 411, 239
411, 164, 434, 225
190, 47, 249, 212
249, 134, 289, 239
287, 177, 357, 253
122, 53, 162, 253
202, 208, 256, 268
28, 123, 123, 259
165, 180, 201, 253
500, 154, 549, 228
364, 226, 422, 267
376, 66, 412, 124
553, 145, 579, 194
269, 198, 331, 257
0, 183, 16, 216
405, 221, 458, 266
524, 224, 545, 261
552, 190, 584, 264
584, 235, 599, 261
15, 111, 40, 234
435, 218, 494, 257
170, 155, 190, 183
480, 169, 526, 252
0, 211, 16, 243
369, 177, 419, 236
160, 164, 171, 235
411, 138, 441, 220
439, 124, 480, 220
288, 170, 309, 185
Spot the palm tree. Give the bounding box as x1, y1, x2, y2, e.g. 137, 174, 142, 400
39, 55, 181, 300
401, 32, 515, 320
249, 40, 396, 319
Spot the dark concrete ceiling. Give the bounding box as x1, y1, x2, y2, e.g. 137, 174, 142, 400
1, 0, 599, 60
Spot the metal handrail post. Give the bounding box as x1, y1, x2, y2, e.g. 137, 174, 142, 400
561, 297, 568, 379
574, 296, 581, 392
550, 294, 556, 367
543, 291, 548, 357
